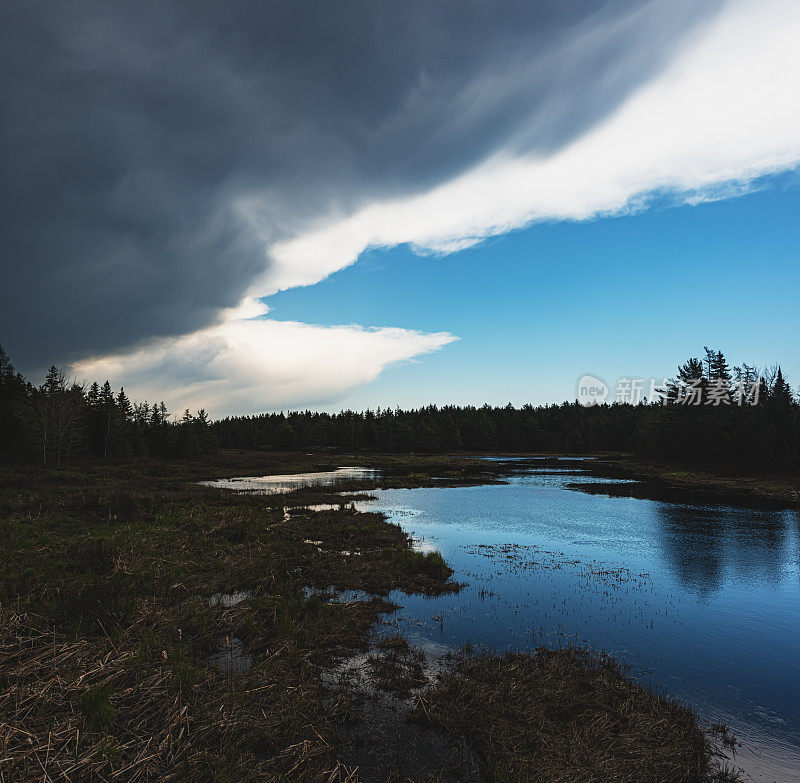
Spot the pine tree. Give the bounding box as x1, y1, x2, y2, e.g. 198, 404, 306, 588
678, 358, 704, 382
771, 366, 794, 407
99, 381, 116, 459
116, 388, 133, 421
706, 349, 732, 404
0, 346, 34, 459
87, 381, 100, 407
710, 350, 731, 383
666, 357, 704, 403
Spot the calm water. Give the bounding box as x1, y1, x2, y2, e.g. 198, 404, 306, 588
349, 463, 800, 782
201, 466, 377, 494
214, 460, 800, 780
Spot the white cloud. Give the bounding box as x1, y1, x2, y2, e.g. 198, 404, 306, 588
257, 0, 800, 294
72, 304, 457, 416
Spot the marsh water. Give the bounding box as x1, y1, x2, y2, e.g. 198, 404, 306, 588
215, 460, 800, 781
200, 466, 377, 494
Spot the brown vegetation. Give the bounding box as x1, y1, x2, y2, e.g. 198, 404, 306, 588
412, 648, 739, 783
0, 454, 741, 781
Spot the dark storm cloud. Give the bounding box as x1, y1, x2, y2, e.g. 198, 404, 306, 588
0, 0, 720, 375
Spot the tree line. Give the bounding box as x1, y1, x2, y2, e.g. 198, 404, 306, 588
0, 347, 215, 465
1, 345, 798, 471
212, 347, 799, 471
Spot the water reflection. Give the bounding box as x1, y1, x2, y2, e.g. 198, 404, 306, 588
352, 468, 800, 782
208, 636, 251, 674
200, 467, 378, 494
655, 503, 795, 596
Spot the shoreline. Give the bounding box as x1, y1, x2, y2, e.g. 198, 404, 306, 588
587, 455, 800, 509
1, 454, 744, 781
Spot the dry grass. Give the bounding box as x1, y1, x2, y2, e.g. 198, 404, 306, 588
0, 596, 403, 781
0, 458, 458, 781
411, 648, 741, 783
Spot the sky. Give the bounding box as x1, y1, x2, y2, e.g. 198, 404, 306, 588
1, 0, 799, 416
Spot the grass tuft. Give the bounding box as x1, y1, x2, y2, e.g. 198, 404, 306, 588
79, 684, 115, 730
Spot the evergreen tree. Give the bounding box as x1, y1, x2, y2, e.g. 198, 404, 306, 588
117, 388, 133, 420
708, 349, 731, 383
771, 367, 794, 407
87, 381, 100, 407
678, 358, 704, 382
0, 346, 34, 459
99, 381, 116, 458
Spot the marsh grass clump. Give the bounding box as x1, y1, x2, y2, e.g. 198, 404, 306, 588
375, 634, 411, 652
392, 548, 452, 581
412, 648, 742, 783
419, 550, 450, 579
97, 736, 121, 762
170, 660, 201, 692
273, 592, 328, 636
79, 683, 115, 730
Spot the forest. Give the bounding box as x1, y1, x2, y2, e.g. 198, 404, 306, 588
0, 348, 214, 464
1, 345, 798, 471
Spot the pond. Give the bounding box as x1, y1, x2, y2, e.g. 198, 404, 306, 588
201, 466, 377, 494
355, 462, 800, 782
219, 459, 800, 781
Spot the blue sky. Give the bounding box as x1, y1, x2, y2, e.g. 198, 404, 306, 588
263, 173, 800, 410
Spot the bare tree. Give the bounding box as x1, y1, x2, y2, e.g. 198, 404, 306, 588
35, 366, 86, 466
